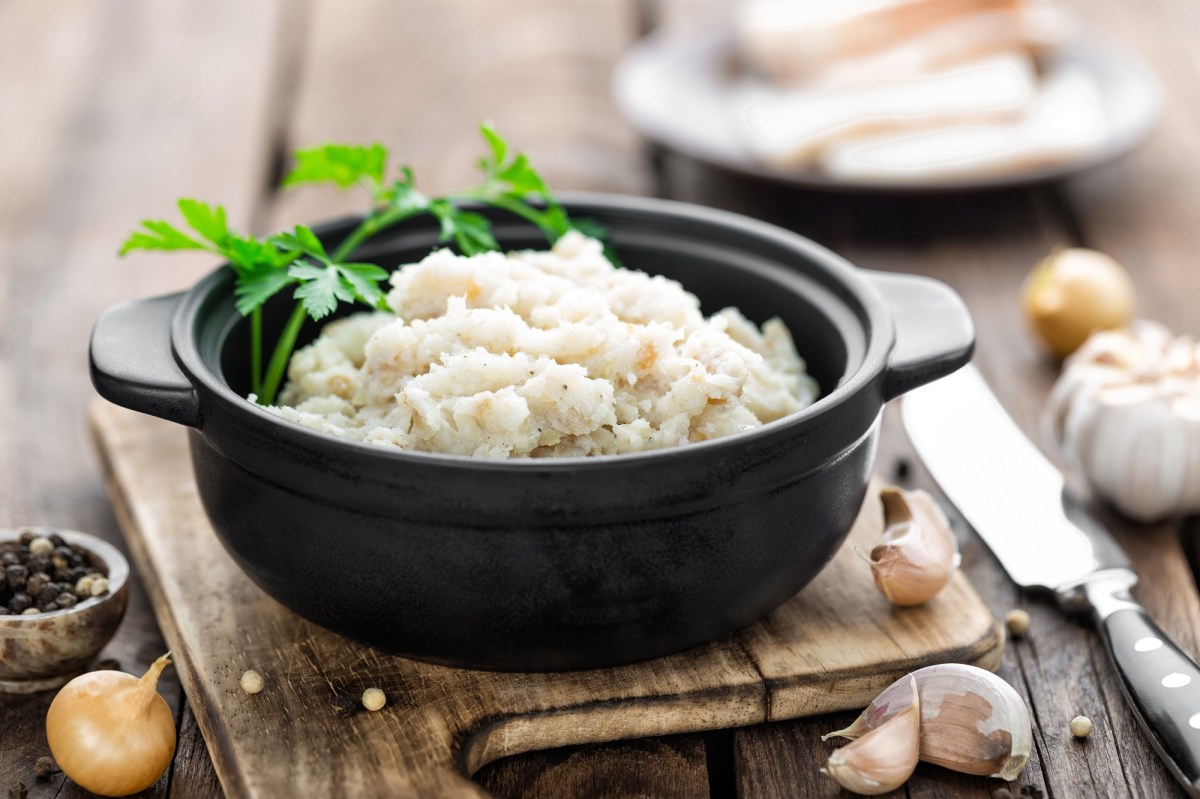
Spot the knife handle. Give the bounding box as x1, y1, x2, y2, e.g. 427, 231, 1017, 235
1086, 574, 1200, 797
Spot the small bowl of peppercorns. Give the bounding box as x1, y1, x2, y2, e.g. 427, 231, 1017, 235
0, 527, 129, 694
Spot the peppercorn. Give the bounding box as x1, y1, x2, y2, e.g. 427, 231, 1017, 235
362, 687, 387, 712
33, 756, 59, 780
25, 573, 47, 598
240, 670, 265, 694
2, 533, 109, 615
20, 608, 38, 616
1005, 609, 1031, 637
8, 780, 28, 799
1071, 715, 1093, 738
5, 564, 27, 593
28, 537, 53, 557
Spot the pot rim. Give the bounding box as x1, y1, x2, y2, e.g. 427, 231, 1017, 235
172, 191, 894, 471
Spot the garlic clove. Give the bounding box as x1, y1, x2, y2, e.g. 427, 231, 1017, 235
825, 663, 1031, 781
867, 487, 961, 606
822, 677, 920, 795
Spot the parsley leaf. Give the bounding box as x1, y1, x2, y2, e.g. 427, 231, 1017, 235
289, 262, 354, 320
283, 143, 389, 194
336, 262, 391, 308
430, 200, 498, 256
270, 225, 329, 261
177, 198, 229, 247
119, 219, 207, 254
234, 266, 295, 316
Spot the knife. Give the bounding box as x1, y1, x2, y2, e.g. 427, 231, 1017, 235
902, 364, 1200, 797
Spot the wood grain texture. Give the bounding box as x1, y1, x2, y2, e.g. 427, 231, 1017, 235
88, 400, 1001, 799
271, 0, 647, 234
0, 1, 285, 796
476, 735, 710, 799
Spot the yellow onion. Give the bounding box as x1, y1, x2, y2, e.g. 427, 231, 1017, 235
46, 653, 176, 797
1023, 247, 1135, 358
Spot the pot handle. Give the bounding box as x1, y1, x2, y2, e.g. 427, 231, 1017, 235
89, 292, 201, 427
865, 271, 975, 402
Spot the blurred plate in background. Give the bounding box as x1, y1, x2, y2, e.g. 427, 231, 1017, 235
614, 32, 1161, 193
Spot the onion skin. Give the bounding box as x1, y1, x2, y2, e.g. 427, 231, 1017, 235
46, 654, 176, 797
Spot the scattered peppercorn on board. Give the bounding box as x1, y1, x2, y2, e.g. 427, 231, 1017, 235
89, 401, 1003, 799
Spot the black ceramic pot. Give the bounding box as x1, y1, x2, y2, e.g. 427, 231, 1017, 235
90, 194, 972, 670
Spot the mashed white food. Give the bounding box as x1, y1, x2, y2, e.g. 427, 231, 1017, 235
268, 232, 818, 458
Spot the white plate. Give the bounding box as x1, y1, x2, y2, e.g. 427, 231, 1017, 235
613, 33, 1161, 193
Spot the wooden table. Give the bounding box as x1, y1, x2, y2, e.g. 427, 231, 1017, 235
1, 1, 1197, 797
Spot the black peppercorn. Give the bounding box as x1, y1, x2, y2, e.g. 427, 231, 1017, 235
18, 530, 36, 545
25, 572, 46, 598
37, 584, 60, 604
26, 555, 50, 575
37, 601, 58, 613
48, 533, 65, 548
33, 756, 59, 780
8, 593, 31, 613
5, 565, 27, 593
54, 592, 76, 609
0, 551, 18, 567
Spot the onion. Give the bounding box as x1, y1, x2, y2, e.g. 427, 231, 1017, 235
46, 653, 176, 797
1022, 247, 1135, 358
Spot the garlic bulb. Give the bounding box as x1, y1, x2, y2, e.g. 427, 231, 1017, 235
866, 487, 961, 606
825, 663, 1032, 781
822, 677, 921, 795
1046, 321, 1200, 522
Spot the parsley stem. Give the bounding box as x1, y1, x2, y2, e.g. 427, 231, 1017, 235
250, 307, 263, 397
451, 191, 557, 240
259, 302, 308, 406
332, 205, 423, 262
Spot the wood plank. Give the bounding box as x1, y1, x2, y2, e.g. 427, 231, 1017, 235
0, 1, 289, 796
169, 705, 225, 799
272, 0, 647, 234
476, 736, 710, 799
88, 400, 1001, 798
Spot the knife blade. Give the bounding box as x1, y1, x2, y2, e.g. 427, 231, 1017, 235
903, 364, 1200, 797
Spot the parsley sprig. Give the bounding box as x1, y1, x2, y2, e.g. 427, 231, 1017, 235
120, 124, 603, 405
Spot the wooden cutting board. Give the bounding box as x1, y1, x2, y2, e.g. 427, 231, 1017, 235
89, 401, 1003, 799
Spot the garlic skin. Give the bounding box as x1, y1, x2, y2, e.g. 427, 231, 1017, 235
46, 654, 177, 797
867, 487, 961, 606
825, 663, 1032, 781
822, 677, 921, 795
1046, 321, 1200, 523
